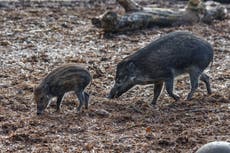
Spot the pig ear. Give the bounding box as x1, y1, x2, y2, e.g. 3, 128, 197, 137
128, 62, 136, 72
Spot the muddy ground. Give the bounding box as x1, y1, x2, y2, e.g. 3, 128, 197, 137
0, 1, 230, 152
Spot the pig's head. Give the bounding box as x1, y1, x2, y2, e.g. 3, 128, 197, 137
34, 85, 51, 115
108, 61, 139, 99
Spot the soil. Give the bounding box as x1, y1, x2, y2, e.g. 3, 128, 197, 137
0, 1, 229, 152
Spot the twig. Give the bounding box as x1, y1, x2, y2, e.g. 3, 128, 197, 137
114, 124, 147, 133
130, 105, 143, 114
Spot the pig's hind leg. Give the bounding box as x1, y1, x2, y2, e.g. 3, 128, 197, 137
84, 92, 89, 109
187, 67, 202, 100
75, 90, 85, 111
165, 76, 180, 101
200, 73, 212, 95
151, 81, 163, 105
56, 94, 64, 112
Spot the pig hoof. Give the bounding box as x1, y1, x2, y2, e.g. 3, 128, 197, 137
186, 94, 193, 101
37, 111, 43, 115
174, 95, 180, 101
55, 109, 61, 113
148, 103, 157, 109
150, 102, 156, 106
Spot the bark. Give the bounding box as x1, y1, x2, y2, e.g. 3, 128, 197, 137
201, 1, 228, 23
92, 0, 228, 32
117, 0, 143, 12
205, 0, 230, 3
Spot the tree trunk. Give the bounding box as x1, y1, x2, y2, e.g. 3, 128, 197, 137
92, 0, 228, 32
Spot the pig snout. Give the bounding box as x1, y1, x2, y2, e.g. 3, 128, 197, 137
108, 85, 122, 99
37, 110, 44, 115
107, 88, 116, 99
36, 103, 46, 116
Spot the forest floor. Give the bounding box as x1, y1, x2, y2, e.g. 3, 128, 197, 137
0, 1, 230, 152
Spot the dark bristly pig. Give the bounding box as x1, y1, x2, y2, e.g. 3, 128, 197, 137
34, 64, 92, 115
108, 31, 213, 105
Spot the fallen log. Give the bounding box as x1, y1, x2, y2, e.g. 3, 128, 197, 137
92, 0, 228, 32
205, 0, 230, 3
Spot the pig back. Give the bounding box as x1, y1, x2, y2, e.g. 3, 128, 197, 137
41, 64, 91, 96
131, 31, 213, 74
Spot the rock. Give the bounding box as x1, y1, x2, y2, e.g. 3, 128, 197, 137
94, 109, 110, 117
196, 141, 230, 153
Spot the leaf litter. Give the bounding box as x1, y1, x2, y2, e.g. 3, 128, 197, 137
0, 0, 230, 152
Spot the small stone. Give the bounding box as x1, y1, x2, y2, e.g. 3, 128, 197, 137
85, 143, 94, 151
196, 141, 230, 153
94, 109, 110, 117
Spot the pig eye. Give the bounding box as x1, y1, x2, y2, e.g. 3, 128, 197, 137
116, 75, 128, 84
116, 78, 122, 84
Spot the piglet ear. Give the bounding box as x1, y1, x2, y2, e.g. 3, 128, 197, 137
128, 62, 136, 72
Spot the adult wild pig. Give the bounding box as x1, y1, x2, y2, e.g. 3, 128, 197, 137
34, 64, 91, 115
108, 31, 213, 105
